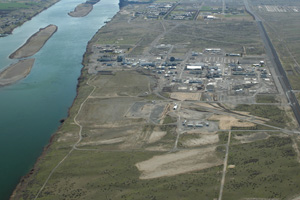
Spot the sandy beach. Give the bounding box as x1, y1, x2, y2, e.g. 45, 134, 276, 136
68, 0, 100, 17
0, 59, 35, 86
9, 25, 57, 59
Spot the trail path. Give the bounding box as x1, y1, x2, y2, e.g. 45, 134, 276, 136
218, 131, 231, 200
34, 76, 96, 199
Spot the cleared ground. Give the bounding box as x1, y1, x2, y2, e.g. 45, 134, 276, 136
209, 114, 256, 130
136, 146, 223, 179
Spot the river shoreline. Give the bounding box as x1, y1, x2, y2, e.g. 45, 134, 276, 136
0, 0, 60, 36
9, 60, 88, 200
9, 8, 120, 199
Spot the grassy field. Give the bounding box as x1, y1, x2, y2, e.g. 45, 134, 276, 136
254, 2, 300, 89
95, 15, 163, 47
235, 104, 289, 128
0, 0, 59, 34
0, 2, 35, 10
29, 150, 223, 200
162, 115, 177, 124
256, 94, 279, 103
91, 70, 152, 96
200, 6, 212, 11
160, 20, 263, 54
223, 136, 300, 199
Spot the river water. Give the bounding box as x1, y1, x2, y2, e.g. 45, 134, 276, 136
0, 0, 119, 198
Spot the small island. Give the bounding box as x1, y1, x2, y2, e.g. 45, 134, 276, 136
0, 58, 35, 86
68, 0, 100, 17
9, 24, 57, 59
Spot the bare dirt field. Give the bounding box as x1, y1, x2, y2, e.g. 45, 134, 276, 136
194, 102, 222, 109
9, 24, 57, 59
147, 131, 167, 144
180, 133, 219, 147
234, 132, 270, 143
0, 58, 34, 86
209, 114, 256, 129
170, 92, 201, 101
78, 137, 126, 146
136, 146, 222, 179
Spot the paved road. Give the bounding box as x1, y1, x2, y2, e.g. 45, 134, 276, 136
244, 0, 300, 128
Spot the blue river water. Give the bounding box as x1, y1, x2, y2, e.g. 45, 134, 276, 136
0, 0, 119, 199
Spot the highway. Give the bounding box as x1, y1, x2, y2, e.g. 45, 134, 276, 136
244, 0, 300, 128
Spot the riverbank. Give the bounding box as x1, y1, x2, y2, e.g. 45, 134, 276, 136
9, 25, 57, 59
68, 0, 100, 17
0, 59, 35, 86
9, 8, 122, 200
0, 0, 60, 35
0, 0, 120, 199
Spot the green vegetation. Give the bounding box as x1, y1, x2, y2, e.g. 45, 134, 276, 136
235, 104, 289, 128
178, 133, 200, 147
231, 131, 270, 144
0, 2, 35, 10
160, 124, 175, 134
91, 71, 151, 97
160, 92, 170, 98
257, 6, 300, 89
27, 151, 222, 200
12, 1, 300, 199
163, 115, 177, 124
143, 93, 163, 100
218, 131, 229, 144
155, 0, 178, 2
287, 74, 300, 90
256, 94, 278, 103
142, 124, 155, 133
0, 0, 59, 34
231, 124, 275, 130
95, 15, 163, 48
145, 126, 176, 149
160, 21, 262, 53
223, 136, 300, 199
200, 6, 212, 11
296, 92, 300, 104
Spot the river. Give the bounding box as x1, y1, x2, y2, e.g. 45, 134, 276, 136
0, 0, 119, 199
